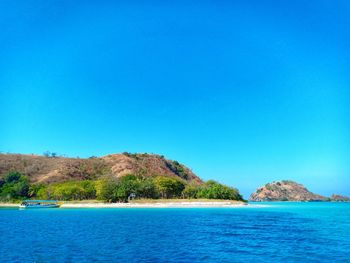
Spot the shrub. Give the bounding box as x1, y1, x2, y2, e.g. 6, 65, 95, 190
165, 161, 189, 180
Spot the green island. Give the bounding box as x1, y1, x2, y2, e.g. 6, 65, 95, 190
0, 153, 244, 204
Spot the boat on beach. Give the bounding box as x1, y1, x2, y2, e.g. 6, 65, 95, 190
19, 200, 60, 209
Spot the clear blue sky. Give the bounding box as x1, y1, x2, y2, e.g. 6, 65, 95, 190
1, 0, 349, 198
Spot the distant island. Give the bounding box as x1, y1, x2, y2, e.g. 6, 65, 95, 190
330, 194, 350, 202
249, 180, 350, 202
0, 153, 244, 203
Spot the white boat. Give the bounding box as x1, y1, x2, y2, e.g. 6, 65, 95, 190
19, 200, 60, 209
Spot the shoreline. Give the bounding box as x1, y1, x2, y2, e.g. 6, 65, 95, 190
2, 200, 348, 209
1, 200, 247, 208
0, 203, 19, 207
61, 201, 247, 208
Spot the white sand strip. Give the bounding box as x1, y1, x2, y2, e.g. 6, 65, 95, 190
0, 203, 19, 207
60, 201, 247, 208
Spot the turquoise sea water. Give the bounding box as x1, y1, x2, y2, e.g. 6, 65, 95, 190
1, 202, 350, 262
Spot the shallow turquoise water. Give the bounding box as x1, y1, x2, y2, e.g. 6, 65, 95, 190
1, 202, 349, 262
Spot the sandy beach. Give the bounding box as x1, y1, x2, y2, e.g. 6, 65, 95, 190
61, 201, 247, 208
1, 201, 247, 208
0, 203, 19, 207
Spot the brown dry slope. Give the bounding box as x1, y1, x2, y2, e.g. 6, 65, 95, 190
0, 153, 202, 184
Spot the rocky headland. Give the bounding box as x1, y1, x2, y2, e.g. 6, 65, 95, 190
249, 180, 350, 202
249, 180, 327, 201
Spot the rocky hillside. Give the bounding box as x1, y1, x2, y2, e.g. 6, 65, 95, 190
330, 194, 350, 202
249, 180, 327, 201
0, 153, 202, 184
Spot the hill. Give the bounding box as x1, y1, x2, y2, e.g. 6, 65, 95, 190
0, 153, 201, 184
249, 180, 327, 201
0, 153, 244, 202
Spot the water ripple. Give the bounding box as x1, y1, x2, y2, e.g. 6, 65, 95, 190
0, 203, 350, 262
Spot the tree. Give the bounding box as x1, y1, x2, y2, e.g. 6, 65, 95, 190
28, 184, 46, 197
0, 171, 29, 201
45, 181, 97, 200
196, 180, 243, 200
138, 178, 158, 199
4, 171, 23, 183
113, 175, 141, 202
154, 176, 185, 198
182, 184, 199, 198
95, 179, 119, 202
0, 178, 4, 188
96, 175, 159, 202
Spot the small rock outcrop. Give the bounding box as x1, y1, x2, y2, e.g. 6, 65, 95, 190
249, 180, 327, 201
330, 194, 350, 202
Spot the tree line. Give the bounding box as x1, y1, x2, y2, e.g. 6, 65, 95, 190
0, 171, 244, 202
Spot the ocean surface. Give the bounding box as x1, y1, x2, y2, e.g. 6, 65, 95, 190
1, 202, 350, 263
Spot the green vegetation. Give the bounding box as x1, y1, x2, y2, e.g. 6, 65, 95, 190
40, 181, 97, 200
183, 180, 243, 200
154, 176, 185, 198
165, 160, 189, 180
0, 171, 29, 201
0, 171, 244, 203
201, 180, 243, 200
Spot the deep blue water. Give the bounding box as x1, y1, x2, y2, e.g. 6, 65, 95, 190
1, 202, 350, 263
